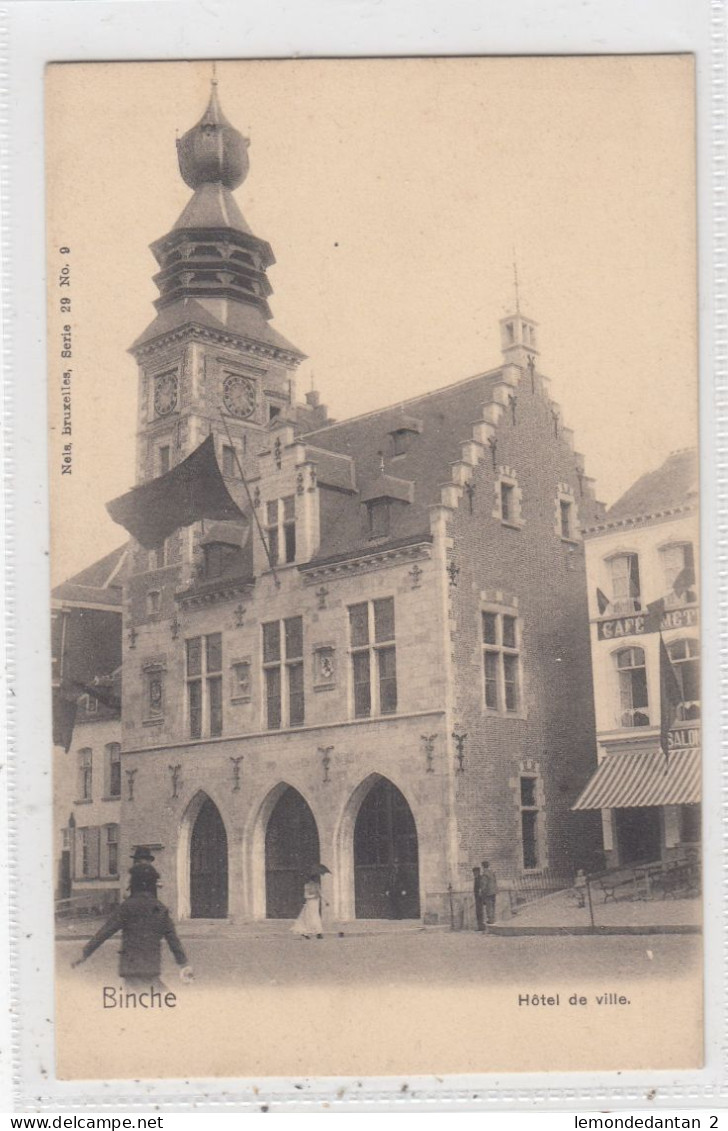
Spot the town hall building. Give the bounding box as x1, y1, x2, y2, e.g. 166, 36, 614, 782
61, 81, 608, 924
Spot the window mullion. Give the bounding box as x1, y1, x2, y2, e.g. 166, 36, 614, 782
370, 604, 378, 715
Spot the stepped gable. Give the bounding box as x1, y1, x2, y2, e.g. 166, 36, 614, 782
605, 448, 698, 524
301, 369, 506, 562
52, 543, 129, 606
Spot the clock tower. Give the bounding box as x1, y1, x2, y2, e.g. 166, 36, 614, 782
129, 79, 305, 500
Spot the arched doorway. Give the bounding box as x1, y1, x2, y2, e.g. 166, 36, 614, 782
190, 796, 228, 918
265, 786, 320, 918
354, 777, 420, 919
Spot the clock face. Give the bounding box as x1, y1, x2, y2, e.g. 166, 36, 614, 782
153, 373, 178, 417
223, 374, 257, 419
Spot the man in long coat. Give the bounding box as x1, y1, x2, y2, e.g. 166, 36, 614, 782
74, 861, 192, 987
472, 866, 485, 931
480, 860, 498, 926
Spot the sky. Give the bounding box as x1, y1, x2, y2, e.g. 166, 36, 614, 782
45, 57, 698, 585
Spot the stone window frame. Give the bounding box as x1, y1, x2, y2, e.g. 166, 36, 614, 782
186, 634, 224, 739
261, 617, 305, 730
508, 759, 547, 874
265, 495, 297, 566
347, 598, 398, 719
555, 482, 580, 544
493, 466, 525, 529
480, 595, 525, 719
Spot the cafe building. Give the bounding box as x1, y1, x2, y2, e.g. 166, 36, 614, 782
574, 449, 701, 867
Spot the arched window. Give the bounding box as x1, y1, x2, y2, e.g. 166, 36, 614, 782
667, 638, 700, 720
608, 553, 642, 613
614, 646, 650, 727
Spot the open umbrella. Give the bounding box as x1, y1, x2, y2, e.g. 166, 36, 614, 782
317, 864, 332, 875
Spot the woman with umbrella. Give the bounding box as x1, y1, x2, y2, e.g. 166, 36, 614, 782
291, 864, 330, 940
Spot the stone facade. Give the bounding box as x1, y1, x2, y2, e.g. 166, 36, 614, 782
96, 83, 608, 923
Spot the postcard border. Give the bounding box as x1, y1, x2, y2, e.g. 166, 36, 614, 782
2, 0, 725, 1112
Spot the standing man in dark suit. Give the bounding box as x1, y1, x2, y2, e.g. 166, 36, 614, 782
472, 866, 485, 931
481, 860, 498, 926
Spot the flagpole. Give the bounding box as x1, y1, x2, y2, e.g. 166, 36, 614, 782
659, 624, 670, 775
218, 408, 280, 588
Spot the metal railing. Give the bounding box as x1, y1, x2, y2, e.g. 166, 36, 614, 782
55, 888, 120, 919
441, 869, 574, 928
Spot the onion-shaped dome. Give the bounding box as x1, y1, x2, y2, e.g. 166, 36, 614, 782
176, 82, 250, 190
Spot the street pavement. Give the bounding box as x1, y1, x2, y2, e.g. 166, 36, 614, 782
58, 924, 701, 988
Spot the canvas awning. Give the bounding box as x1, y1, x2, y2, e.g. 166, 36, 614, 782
107, 434, 246, 549
572, 748, 701, 810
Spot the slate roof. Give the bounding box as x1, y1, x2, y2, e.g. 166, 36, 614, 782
172, 183, 253, 235
52, 543, 128, 607
301, 369, 504, 563
605, 449, 698, 523
130, 296, 304, 357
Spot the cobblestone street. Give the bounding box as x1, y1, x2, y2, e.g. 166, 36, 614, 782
59, 924, 701, 988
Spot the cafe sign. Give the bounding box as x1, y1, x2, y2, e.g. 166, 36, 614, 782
597, 604, 699, 641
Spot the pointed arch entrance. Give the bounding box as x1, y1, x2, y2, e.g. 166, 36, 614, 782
189, 795, 228, 918
354, 777, 420, 919
265, 786, 320, 918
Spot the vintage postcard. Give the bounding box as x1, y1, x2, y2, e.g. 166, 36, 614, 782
46, 56, 702, 1081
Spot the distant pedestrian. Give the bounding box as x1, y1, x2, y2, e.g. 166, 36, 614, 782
72, 862, 193, 987
480, 860, 498, 925
573, 869, 587, 909
472, 866, 485, 931
291, 873, 324, 939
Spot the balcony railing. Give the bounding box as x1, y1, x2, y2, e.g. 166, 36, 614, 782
618, 708, 651, 728
610, 598, 642, 616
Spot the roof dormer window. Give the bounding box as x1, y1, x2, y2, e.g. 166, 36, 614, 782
203, 542, 243, 580
367, 499, 391, 539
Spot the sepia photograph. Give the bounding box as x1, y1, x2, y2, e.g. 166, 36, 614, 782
46, 56, 701, 1079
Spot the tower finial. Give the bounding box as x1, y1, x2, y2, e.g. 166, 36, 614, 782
176, 77, 249, 191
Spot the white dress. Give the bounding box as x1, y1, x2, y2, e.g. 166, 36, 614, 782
291, 881, 323, 936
